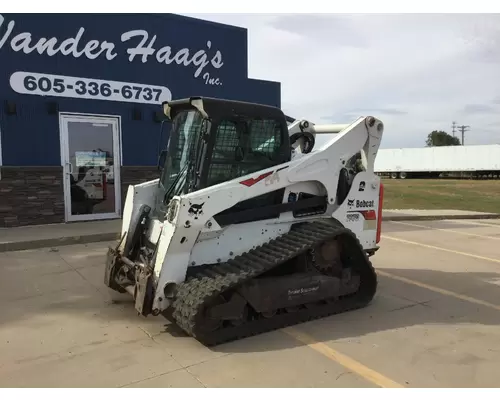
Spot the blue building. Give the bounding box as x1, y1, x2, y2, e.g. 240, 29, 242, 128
0, 13, 281, 227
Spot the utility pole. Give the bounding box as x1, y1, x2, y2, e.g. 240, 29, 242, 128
457, 125, 470, 146
452, 121, 457, 137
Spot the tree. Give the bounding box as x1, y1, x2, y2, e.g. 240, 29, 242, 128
425, 130, 461, 147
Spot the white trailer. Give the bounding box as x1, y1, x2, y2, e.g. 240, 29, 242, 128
374, 144, 500, 179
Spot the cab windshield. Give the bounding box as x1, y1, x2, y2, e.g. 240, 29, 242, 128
160, 110, 204, 201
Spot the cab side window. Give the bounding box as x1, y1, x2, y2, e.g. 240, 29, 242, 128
206, 118, 283, 186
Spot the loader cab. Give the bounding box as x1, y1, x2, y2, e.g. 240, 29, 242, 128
155, 97, 291, 220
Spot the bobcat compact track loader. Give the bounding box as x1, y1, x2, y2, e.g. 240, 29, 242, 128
104, 96, 385, 346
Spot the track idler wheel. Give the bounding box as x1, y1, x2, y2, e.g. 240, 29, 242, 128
310, 238, 344, 277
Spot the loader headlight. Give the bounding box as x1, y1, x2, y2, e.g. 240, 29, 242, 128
166, 198, 179, 223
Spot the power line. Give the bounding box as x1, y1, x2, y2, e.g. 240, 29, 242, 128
457, 124, 470, 146
452, 121, 457, 137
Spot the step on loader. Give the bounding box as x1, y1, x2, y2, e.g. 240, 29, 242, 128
104, 96, 385, 346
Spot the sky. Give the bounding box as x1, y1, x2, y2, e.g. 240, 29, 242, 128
182, 13, 500, 149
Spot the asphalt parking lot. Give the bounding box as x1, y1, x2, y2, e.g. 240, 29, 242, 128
1, 218, 500, 388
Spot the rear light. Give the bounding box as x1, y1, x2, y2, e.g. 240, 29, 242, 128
376, 182, 384, 243
360, 210, 377, 220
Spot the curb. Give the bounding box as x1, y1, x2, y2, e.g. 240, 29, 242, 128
383, 214, 500, 222
2, 214, 499, 253
0, 232, 120, 253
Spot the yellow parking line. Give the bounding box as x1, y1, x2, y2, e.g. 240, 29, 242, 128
391, 221, 500, 241
283, 233, 500, 389
381, 235, 500, 264
282, 327, 404, 388
378, 270, 500, 312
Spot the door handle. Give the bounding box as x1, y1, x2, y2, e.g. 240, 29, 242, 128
66, 162, 73, 175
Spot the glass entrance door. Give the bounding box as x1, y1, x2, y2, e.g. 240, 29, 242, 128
59, 114, 121, 222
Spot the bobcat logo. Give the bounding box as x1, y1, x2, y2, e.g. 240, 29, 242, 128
347, 199, 355, 207
188, 202, 205, 219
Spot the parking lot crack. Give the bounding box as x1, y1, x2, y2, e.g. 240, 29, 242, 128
185, 367, 208, 387
336, 371, 352, 381
58, 256, 106, 296
389, 300, 431, 312
118, 366, 185, 388
138, 326, 158, 342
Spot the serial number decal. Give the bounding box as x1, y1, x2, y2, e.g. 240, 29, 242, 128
346, 213, 360, 222
9, 71, 172, 105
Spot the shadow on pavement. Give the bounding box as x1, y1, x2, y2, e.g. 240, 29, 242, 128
2, 259, 500, 355
210, 267, 500, 354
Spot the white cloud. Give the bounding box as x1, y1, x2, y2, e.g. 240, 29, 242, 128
182, 13, 500, 148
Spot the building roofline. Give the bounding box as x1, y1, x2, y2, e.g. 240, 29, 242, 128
143, 13, 248, 34
247, 77, 281, 86
73, 13, 248, 34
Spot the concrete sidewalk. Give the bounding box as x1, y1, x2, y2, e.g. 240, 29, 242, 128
1, 209, 499, 252
0, 220, 121, 253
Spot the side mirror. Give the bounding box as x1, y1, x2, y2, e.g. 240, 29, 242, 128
158, 149, 168, 171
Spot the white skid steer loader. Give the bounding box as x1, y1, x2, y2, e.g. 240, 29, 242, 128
104, 96, 385, 346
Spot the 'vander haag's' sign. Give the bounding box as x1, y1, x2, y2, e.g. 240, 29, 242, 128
0, 14, 224, 84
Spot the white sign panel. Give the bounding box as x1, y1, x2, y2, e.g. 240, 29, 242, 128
10, 71, 172, 105
75, 151, 107, 167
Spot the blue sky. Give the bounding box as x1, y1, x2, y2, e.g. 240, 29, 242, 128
183, 13, 500, 149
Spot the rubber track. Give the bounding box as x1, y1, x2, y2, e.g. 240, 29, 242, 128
170, 219, 377, 346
